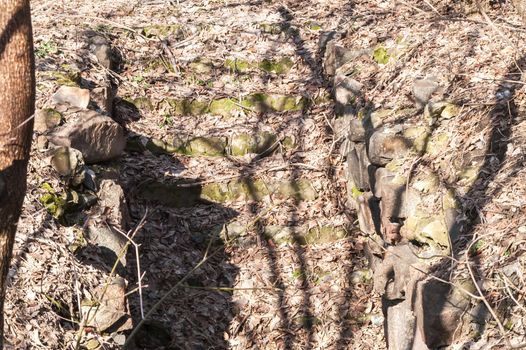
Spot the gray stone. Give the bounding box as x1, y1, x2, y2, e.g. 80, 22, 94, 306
89, 35, 113, 69
324, 41, 368, 76
334, 73, 362, 115
386, 300, 417, 350
52, 86, 90, 109
34, 108, 62, 133
51, 146, 84, 176
90, 85, 114, 116
81, 277, 131, 332
355, 192, 379, 235
346, 142, 375, 190
48, 110, 126, 163
86, 179, 130, 269
368, 128, 412, 166
413, 78, 439, 109
414, 278, 473, 348
374, 167, 421, 220
97, 179, 130, 229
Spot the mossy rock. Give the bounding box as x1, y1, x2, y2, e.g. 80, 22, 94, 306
189, 57, 215, 74
403, 126, 430, 154
229, 131, 277, 156
209, 98, 240, 117
201, 183, 230, 202
305, 21, 322, 31
300, 226, 349, 245
412, 171, 440, 194
166, 98, 209, 116
186, 137, 227, 156
243, 178, 270, 201
242, 93, 306, 112
130, 97, 155, 111
456, 165, 480, 185
224, 58, 251, 72
258, 57, 294, 74
275, 179, 317, 201
136, 181, 202, 207
45, 70, 81, 87
264, 225, 349, 245
34, 108, 62, 133
258, 22, 284, 34
402, 210, 450, 248
145, 138, 173, 155
425, 133, 449, 155
142, 24, 184, 38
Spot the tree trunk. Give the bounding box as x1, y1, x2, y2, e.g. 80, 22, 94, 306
0, 0, 35, 347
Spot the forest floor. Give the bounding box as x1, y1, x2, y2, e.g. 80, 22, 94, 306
5, 0, 526, 349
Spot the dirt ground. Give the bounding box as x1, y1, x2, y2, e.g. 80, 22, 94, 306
4, 0, 526, 349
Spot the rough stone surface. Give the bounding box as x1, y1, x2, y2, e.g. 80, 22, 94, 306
374, 167, 421, 220
89, 34, 113, 69
52, 86, 90, 109
34, 108, 62, 133
368, 128, 412, 166
90, 85, 114, 116
334, 73, 363, 115
355, 192, 379, 235
347, 142, 375, 190
413, 78, 439, 109
414, 279, 473, 348
50, 146, 84, 178
81, 277, 131, 332
48, 110, 126, 163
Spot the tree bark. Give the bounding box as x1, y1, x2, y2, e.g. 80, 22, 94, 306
0, 0, 35, 347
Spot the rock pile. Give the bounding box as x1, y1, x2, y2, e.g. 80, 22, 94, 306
323, 36, 484, 349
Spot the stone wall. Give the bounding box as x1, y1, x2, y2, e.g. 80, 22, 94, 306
322, 35, 483, 349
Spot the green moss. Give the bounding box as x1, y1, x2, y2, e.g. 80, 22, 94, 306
259, 22, 283, 34
258, 57, 294, 74
142, 24, 183, 38
166, 98, 209, 116
186, 137, 227, 156
351, 186, 364, 199
224, 58, 251, 72
425, 133, 449, 154
373, 46, 390, 65
131, 97, 155, 111
300, 226, 349, 245
209, 98, 240, 117
45, 70, 81, 87
39, 189, 66, 219
305, 21, 322, 31
201, 183, 230, 202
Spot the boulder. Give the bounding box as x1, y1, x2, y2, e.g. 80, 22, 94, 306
52, 86, 90, 109
414, 278, 474, 348
81, 277, 131, 332
89, 34, 113, 69
334, 73, 363, 115
86, 179, 130, 273
355, 191, 380, 235
34, 108, 62, 133
90, 85, 114, 116
346, 142, 375, 190
413, 78, 439, 109
48, 110, 126, 163
368, 128, 412, 166
374, 167, 421, 220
